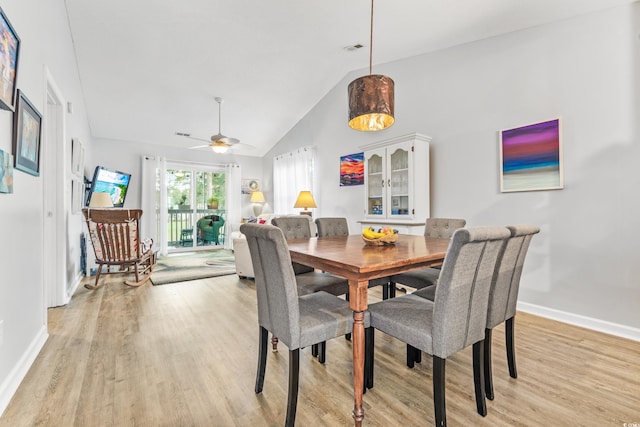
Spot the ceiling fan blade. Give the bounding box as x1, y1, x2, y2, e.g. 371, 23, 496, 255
175, 132, 211, 144
188, 144, 210, 150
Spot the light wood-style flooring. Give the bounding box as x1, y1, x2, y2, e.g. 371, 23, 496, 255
1, 274, 639, 426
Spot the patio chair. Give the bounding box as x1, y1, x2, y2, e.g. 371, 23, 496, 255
83, 208, 157, 290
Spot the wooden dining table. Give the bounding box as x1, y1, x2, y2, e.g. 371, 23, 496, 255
287, 233, 450, 426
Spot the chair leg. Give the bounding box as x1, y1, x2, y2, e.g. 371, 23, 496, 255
506, 317, 517, 378
365, 327, 374, 389
389, 281, 396, 298
406, 344, 415, 368
433, 356, 446, 427
84, 264, 104, 290
473, 341, 487, 417
382, 283, 389, 300
484, 328, 494, 400
285, 349, 300, 427
318, 341, 326, 364
255, 326, 269, 393
406, 344, 420, 368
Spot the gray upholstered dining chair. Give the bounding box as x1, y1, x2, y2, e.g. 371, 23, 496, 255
410, 224, 540, 400
314, 217, 392, 298
271, 216, 349, 297
365, 226, 510, 426
271, 216, 349, 359
240, 223, 370, 427
483, 224, 539, 400
388, 217, 466, 297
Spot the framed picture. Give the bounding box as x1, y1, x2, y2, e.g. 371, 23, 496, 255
241, 179, 259, 194
72, 138, 84, 176
340, 152, 364, 186
499, 118, 563, 192
0, 6, 21, 111
13, 90, 42, 176
0, 148, 14, 193
72, 178, 83, 213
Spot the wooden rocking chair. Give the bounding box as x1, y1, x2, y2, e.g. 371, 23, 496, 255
83, 208, 157, 290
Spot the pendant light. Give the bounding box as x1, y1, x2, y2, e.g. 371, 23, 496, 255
348, 0, 395, 131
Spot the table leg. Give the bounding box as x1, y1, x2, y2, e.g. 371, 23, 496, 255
352, 310, 365, 426
349, 280, 369, 427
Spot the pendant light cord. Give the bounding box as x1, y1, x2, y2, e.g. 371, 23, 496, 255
369, 0, 374, 75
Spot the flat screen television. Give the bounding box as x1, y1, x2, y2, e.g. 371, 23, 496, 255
87, 166, 131, 207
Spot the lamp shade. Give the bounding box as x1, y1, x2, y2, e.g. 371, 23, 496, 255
293, 191, 317, 209
348, 74, 395, 131
89, 192, 114, 208
250, 191, 266, 203
347, 0, 395, 132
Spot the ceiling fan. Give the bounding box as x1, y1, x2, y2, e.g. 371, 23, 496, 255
176, 97, 250, 154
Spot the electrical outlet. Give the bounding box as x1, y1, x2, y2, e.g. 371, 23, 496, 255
0, 320, 3, 346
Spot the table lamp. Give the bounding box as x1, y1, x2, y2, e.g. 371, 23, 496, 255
250, 191, 266, 216
89, 192, 114, 208
293, 191, 316, 216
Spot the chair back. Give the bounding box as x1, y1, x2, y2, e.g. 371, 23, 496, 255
486, 224, 540, 329
83, 208, 145, 263
424, 217, 467, 238
431, 226, 510, 358
271, 216, 314, 274
315, 217, 349, 237
240, 223, 301, 348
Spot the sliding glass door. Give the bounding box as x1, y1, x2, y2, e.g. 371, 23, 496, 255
165, 163, 226, 252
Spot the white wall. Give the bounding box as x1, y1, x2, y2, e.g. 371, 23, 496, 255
265, 4, 640, 334
0, 0, 93, 414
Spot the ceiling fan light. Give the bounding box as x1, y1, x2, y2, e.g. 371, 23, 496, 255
211, 141, 229, 154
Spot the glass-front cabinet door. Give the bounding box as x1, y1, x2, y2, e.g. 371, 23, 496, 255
365, 148, 385, 217
388, 145, 410, 218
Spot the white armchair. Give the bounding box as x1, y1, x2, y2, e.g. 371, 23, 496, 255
233, 214, 317, 279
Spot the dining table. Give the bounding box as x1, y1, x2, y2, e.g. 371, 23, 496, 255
287, 233, 450, 426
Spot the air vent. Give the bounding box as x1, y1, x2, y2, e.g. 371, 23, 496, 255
343, 44, 365, 52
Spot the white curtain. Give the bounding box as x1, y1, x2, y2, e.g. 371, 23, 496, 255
141, 155, 169, 256
273, 146, 316, 214
224, 163, 241, 249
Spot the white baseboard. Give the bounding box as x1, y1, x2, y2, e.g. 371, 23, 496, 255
68, 271, 84, 302
517, 302, 640, 342
0, 326, 48, 417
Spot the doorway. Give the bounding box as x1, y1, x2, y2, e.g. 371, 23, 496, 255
164, 163, 227, 252
43, 69, 67, 307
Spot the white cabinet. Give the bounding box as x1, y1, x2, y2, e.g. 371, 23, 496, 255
359, 133, 430, 235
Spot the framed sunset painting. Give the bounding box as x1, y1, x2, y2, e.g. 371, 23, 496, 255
340, 152, 364, 186
499, 118, 563, 192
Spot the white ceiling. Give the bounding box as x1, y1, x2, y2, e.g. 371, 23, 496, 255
64, 0, 635, 157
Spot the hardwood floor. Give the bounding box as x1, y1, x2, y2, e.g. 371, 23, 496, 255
1, 274, 638, 426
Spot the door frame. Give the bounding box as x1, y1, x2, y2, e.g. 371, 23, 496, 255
43, 67, 68, 308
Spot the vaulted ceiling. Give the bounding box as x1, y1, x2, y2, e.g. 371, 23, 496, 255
64, 0, 634, 156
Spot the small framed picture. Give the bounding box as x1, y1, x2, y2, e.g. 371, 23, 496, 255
13, 90, 42, 176
0, 6, 21, 111
0, 148, 14, 193
72, 138, 84, 176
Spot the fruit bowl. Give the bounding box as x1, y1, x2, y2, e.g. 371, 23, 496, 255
361, 232, 398, 246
